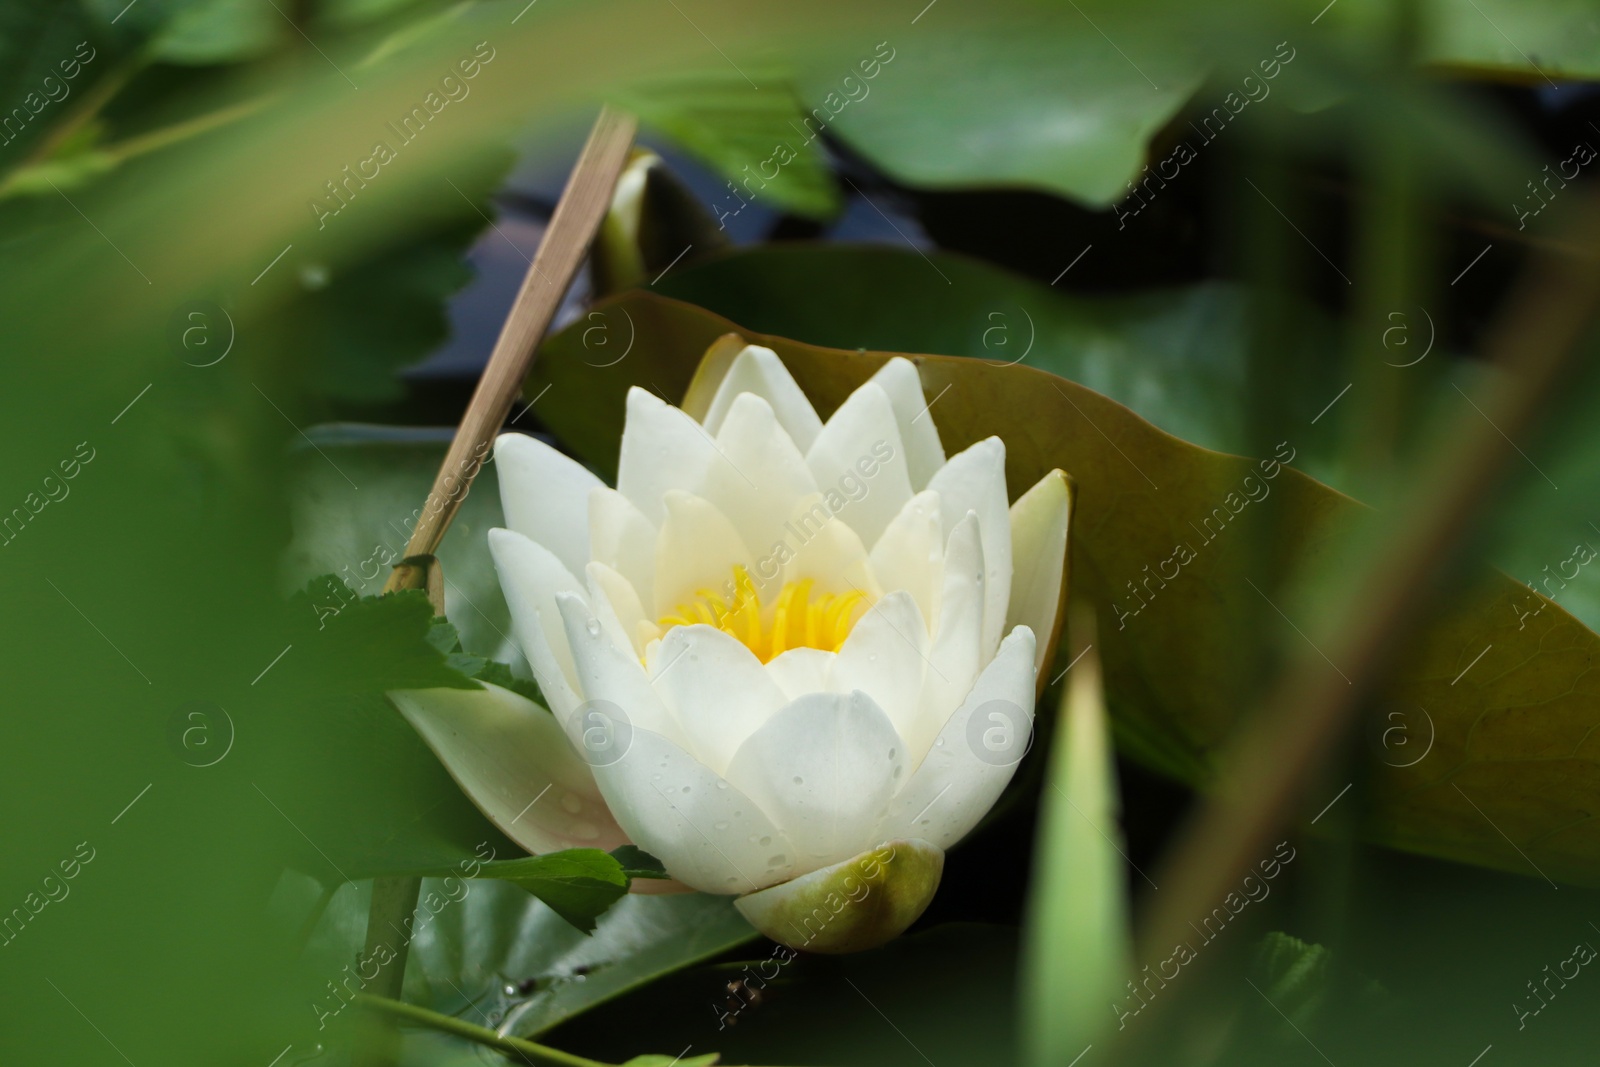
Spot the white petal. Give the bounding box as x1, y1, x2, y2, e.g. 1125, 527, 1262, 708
586, 562, 654, 659
556, 592, 685, 748
1008, 470, 1072, 677
877, 627, 1036, 850
869, 357, 945, 490
764, 647, 837, 701
725, 690, 905, 871
781, 506, 880, 599
391, 683, 626, 855
831, 591, 929, 749
494, 433, 602, 579
926, 436, 1011, 658
588, 726, 797, 894
703, 393, 819, 573
869, 490, 943, 627
654, 490, 753, 619
702, 345, 824, 452
914, 513, 985, 762
617, 387, 719, 525
488, 527, 583, 721
804, 381, 913, 549
589, 487, 656, 610
651, 624, 789, 775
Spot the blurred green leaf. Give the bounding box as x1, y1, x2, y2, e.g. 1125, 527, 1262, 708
622, 1055, 718, 1067
615, 67, 840, 219
1420, 0, 1600, 79
533, 292, 1600, 889
1022, 632, 1130, 1067
653, 243, 1341, 456
282, 424, 519, 665
800, 17, 1204, 207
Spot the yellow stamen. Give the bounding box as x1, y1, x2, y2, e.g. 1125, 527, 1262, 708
657, 565, 866, 663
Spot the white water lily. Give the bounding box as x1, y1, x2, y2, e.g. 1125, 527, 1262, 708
394, 344, 1071, 950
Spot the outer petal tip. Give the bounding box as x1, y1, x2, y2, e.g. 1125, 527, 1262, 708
733, 839, 944, 954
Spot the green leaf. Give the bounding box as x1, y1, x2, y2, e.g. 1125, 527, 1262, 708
610, 845, 670, 880
386, 878, 756, 1035
281, 424, 518, 668
1418, 0, 1600, 80
652, 243, 1341, 457
466, 850, 632, 933
531, 291, 1600, 889
242, 578, 510, 877
621, 1056, 719, 1067
82, 0, 287, 64
428, 614, 545, 704
1250, 931, 1333, 1029
614, 67, 840, 219
1021, 631, 1131, 1067
797, 18, 1204, 207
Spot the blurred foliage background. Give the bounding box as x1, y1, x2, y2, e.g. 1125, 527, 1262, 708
6, 0, 1600, 1064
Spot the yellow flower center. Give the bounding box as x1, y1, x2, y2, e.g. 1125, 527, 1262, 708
657, 565, 867, 664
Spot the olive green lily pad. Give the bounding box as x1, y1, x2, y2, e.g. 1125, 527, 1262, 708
532, 290, 1600, 889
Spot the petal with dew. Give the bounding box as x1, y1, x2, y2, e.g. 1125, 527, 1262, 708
651, 624, 789, 775
587, 561, 655, 660
831, 591, 929, 751
725, 690, 905, 871
556, 592, 686, 749
876, 626, 1036, 850
589, 726, 797, 894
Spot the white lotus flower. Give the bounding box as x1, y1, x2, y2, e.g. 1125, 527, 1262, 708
394, 345, 1072, 951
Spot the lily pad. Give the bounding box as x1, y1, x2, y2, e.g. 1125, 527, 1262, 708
531, 291, 1600, 889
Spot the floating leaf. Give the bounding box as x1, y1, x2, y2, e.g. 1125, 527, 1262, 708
532, 291, 1600, 888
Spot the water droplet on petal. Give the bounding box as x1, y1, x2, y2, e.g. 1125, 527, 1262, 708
572, 820, 601, 840
585, 618, 601, 637
560, 793, 582, 814
715, 780, 729, 790
792, 776, 804, 786
759, 835, 772, 846
767, 854, 786, 867
714, 820, 729, 830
